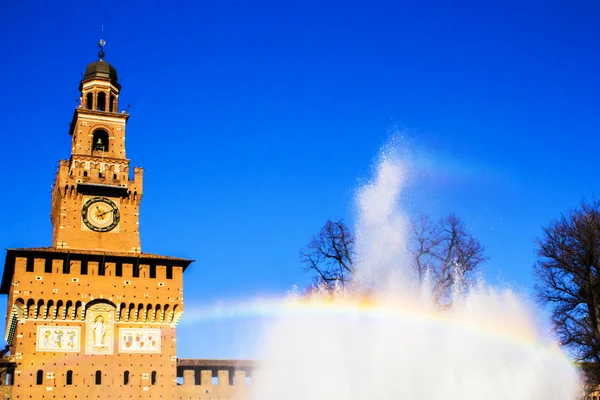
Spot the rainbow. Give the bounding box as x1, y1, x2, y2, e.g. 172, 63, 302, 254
179, 295, 568, 359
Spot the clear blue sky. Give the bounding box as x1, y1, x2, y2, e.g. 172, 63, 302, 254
1, 0, 599, 359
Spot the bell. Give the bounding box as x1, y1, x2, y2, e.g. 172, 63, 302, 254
94, 137, 105, 152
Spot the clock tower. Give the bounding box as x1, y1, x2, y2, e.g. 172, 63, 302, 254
51, 41, 142, 253
0, 42, 192, 399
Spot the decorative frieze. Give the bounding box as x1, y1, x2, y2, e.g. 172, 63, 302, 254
119, 328, 161, 353
36, 326, 80, 352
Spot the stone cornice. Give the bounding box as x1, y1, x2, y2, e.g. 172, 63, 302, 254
70, 155, 130, 165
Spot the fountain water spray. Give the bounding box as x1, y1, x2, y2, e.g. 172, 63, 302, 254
251, 150, 582, 400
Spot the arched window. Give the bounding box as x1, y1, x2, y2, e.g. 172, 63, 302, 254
66, 370, 73, 385
124, 370, 130, 385
92, 129, 109, 152
86, 93, 93, 110
97, 92, 106, 111
151, 371, 157, 385
109, 94, 115, 112
36, 370, 43, 385
95, 370, 101, 385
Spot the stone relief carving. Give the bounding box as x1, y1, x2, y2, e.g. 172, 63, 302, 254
36, 326, 80, 352
119, 328, 161, 353
85, 303, 115, 355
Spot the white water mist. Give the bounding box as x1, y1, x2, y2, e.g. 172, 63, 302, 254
251, 150, 582, 400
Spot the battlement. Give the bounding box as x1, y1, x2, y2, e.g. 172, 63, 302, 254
176, 359, 255, 400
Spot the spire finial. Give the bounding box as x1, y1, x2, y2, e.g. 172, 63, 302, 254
98, 25, 105, 60
98, 39, 106, 60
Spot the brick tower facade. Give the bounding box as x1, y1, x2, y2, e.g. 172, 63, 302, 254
0, 43, 192, 399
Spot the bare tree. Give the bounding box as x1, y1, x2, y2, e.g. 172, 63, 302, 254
535, 200, 600, 363
300, 219, 355, 291
410, 213, 487, 305
301, 214, 486, 304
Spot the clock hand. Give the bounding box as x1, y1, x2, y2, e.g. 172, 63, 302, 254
97, 209, 116, 218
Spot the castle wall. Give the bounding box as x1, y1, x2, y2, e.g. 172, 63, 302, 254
4, 250, 187, 400
176, 360, 255, 400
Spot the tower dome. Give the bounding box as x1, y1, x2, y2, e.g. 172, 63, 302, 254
79, 39, 121, 90
82, 60, 120, 89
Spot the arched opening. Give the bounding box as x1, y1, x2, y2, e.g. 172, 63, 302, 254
151, 371, 157, 385
162, 304, 170, 322
74, 300, 82, 319
26, 299, 35, 319
109, 94, 115, 112
65, 300, 73, 319
14, 298, 25, 319
124, 370, 130, 385
36, 299, 44, 319
55, 300, 64, 320
86, 93, 93, 110
118, 302, 127, 321
46, 300, 55, 320
97, 92, 106, 111
155, 304, 162, 322
66, 370, 73, 385
170, 304, 179, 323
137, 303, 145, 321
92, 129, 109, 153
128, 303, 135, 320
36, 370, 43, 385
95, 370, 101, 385
83, 171, 88, 177
146, 304, 153, 321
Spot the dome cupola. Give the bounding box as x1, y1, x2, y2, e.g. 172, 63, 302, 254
78, 39, 121, 112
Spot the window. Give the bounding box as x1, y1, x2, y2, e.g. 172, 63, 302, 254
166, 266, 173, 280
150, 264, 156, 279
116, 262, 123, 277
97, 92, 106, 111
86, 93, 93, 109
98, 260, 105, 276
124, 370, 130, 385
83, 171, 88, 177
95, 370, 101, 385
36, 370, 43, 385
66, 370, 73, 385
92, 129, 109, 152
109, 94, 115, 112
151, 371, 156, 385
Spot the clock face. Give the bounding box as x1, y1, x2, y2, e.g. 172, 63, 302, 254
81, 197, 120, 232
